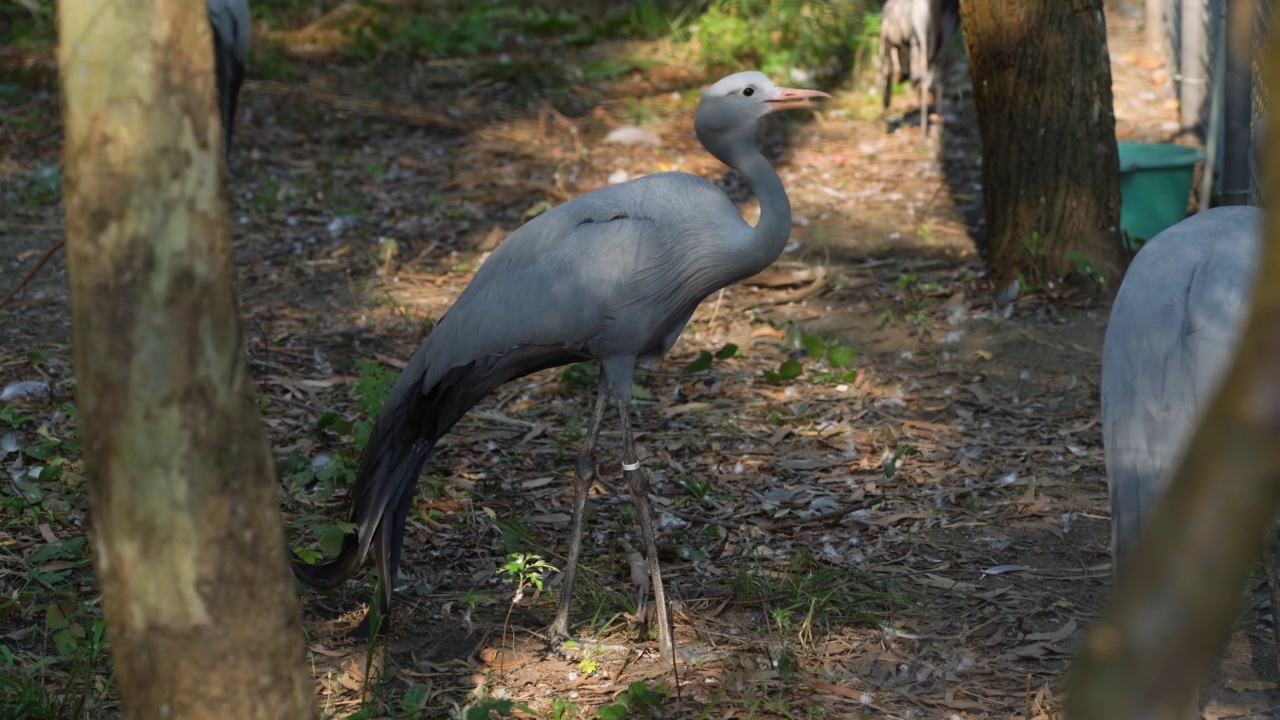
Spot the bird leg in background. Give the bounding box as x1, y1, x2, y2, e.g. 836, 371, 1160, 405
618, 404, 674, 660
549, 390, 610, 641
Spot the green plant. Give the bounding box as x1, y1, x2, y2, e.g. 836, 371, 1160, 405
594, 681, 666, 719
677, 473, 712, 501
883, 444, 917, 478
354, 358, 396, 417
576, 644, 605, 675
1064, 250, 1117, 290
15, 163, 62, 208
903, 309, 930, 326
690, 0, 868, 82
464, 697, 535, 719
561, 361, 598, 388
552, 696, 581, 720
1021, 230, 1046, 259
762, 328, 856, 385
0, 2, 56, 51
499, 553, 557, 601
683, 343, 740, 373
1, 600, 113, 720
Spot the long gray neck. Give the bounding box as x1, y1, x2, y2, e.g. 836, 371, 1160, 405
704, 129, 793, 279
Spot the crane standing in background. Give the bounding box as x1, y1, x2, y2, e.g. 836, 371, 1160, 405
878, 0, 960, 139
292, 72, 829, 660
207, 0, 250, 154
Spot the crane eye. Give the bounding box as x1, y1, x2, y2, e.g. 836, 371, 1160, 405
742, 86, 755, 97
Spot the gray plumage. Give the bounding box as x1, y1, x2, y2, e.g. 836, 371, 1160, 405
879, 0, 960, 139
207, 0, 250, 153
293, 71, 828, 654
1101, 206, 1261, 573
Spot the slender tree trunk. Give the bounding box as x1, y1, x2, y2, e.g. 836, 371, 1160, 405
1067, 16, 1280, 718
57, 1, 315, 718
959, 0, 1127, 287
1146, 0, 1165, 53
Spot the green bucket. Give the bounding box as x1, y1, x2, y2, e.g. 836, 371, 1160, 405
1117, 141, 1206, 249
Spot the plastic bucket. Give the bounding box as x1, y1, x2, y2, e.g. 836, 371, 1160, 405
1117, 141, 1206, 249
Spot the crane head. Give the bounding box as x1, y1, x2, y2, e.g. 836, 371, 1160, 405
701, 71, 829, 115
695, 71, 828, 152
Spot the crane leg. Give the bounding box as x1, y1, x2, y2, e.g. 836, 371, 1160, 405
920, 67, 931, 140
549, 390, 610, 641
618, 401, 675, 661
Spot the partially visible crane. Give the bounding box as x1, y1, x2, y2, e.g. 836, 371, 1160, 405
878, 0, 960, 139
1102, 206, 1262, 573
207, 0, 250, 154
292, 71, 829, 659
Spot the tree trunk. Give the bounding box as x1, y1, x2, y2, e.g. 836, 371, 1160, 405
1146, 0, 1165, 54
959, 0, 1127, 287
57, 1, 315, 719
1067, 19, 1280, 718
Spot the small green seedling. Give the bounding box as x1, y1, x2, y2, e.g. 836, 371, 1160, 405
884, 445, 918, 479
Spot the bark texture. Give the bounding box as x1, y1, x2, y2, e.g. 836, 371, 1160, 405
57, 0, 314, 718
960, 0, 1127, 286
1067, 14, 1280, 718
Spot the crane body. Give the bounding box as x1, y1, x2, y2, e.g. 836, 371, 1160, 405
879, 0, 960, 139
1102, 206, 1262, 573
293, 72, 828, 658
207, 0, 250, 153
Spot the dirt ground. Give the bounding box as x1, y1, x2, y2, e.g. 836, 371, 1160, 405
2, 3, 1278, 719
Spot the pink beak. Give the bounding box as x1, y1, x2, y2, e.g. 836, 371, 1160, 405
764, 86, 831, 111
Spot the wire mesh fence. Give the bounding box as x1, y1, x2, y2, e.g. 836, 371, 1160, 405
1254, 0, 1271, 205
1158, 0, 1269, 206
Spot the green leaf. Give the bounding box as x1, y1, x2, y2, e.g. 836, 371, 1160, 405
800, 331, 826, 359
45, 604, 68, 631
466, 699, 516, 720
714, 343, 741, 360
317, 523, 349, 556
400, 685, 429, 713
777, 647, 799, 680
315, 411, 348, 434
777, 359, 804, 380
683, 350, 714, 373
27, 543, 63, 566
353, 420, 373, 449
522, 200, 552, 219
595, 704, 628, 720
23, 442, 56, 461
293, 547, 321, 564
826, 345, 855, 369
631, 382, 652, 401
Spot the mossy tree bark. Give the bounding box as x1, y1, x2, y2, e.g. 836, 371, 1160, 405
1067, 14, 1280, 718
57, 1, 314, 718
959, 0, 1128, 287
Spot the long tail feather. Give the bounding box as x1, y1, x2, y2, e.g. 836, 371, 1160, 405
292, 384, 436, 589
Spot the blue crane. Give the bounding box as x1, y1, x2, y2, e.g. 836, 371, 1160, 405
292, 72, 829, 658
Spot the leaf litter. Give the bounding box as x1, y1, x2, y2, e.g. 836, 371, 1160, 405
2, 6, 1277, 720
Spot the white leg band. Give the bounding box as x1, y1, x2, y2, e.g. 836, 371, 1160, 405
622, 461, 641, 471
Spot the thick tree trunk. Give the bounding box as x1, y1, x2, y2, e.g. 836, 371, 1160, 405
57, 1, 314, 719
959, 0, 1127, 287
1067, 19, 1280, 719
